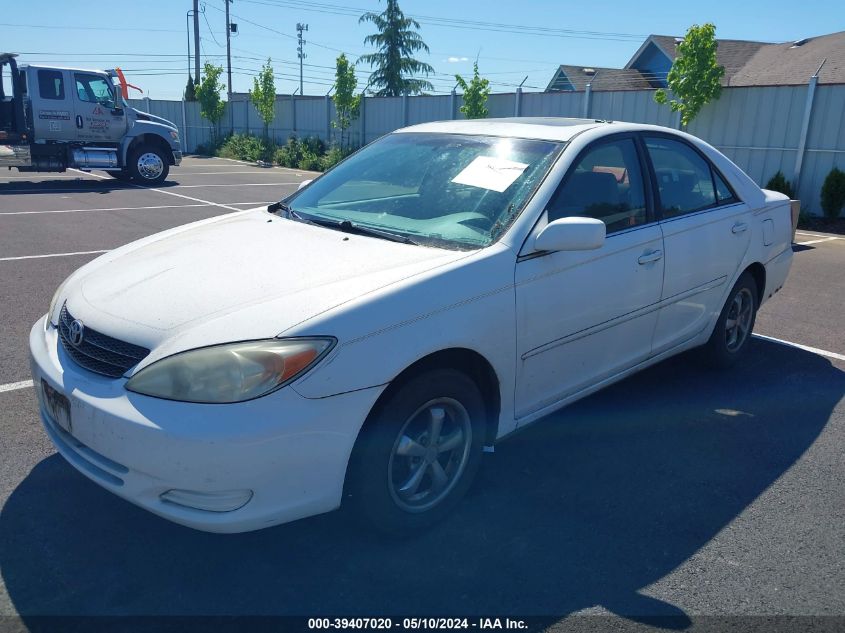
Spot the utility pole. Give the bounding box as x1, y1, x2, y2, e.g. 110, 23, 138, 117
225, 0, 233, 97
297, 23, 308, 96
193, 0, 200, 83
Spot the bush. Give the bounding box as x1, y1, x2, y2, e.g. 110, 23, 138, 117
765, 171, 795, 199
217, 133, 274, 162
298, 151, 322, 171
320, 145, 349, 171
820, 167, 845, 219
273, 136, 303, 168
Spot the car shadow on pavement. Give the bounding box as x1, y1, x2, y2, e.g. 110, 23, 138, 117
1, 339, 842, 628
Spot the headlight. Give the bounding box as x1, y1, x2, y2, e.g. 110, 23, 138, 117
170, 130, 179, 141
125, 338, 335, 403
48, 276, 71, 325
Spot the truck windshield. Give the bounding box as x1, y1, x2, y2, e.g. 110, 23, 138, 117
286, 132, 561, 250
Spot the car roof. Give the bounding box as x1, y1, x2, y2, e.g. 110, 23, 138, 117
395, 117, 610, 142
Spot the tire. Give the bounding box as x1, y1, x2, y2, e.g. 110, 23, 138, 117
345, 368, 486, 533
107, 170, 132, 181
128, 144, 169, 185
700, 271, 758, 369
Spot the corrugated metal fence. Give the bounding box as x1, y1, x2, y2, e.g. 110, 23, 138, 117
129, 83, 845, 214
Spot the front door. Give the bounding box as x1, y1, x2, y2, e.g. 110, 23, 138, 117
71, 72, 127, 143
515, 136, 664, 419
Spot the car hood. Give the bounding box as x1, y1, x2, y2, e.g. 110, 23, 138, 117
66, 209, 468, 362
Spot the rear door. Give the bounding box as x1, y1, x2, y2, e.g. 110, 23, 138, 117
643, 134, 752, 355
71, 72, 127, 143
31, 68, 73, 142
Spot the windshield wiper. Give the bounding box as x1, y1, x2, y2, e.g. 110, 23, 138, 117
268, 202, 418, 245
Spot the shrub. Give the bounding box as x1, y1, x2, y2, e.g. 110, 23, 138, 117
274, 136, 304, 168
218, 133, 274, 162
298, 151, 322, 172
765, 171, 795, 199
320, 145, 348, 171
820, 167, 845, 219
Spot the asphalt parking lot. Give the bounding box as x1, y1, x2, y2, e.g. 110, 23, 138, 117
0, 158, 843, 629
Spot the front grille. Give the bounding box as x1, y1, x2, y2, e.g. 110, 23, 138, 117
58, 304, 150, 378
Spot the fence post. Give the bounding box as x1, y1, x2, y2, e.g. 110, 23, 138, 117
514, 87, 522, 117
793, 63, 824, 190
359, 93, 366, 146
450, 88, 457, 119
582, 83, 592, 118
402, 92, 409, 126
325, 94, 332, 144
180, 99, 188, 153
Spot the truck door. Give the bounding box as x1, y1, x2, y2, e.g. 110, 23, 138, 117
71, 72, 127, 144
31, 67, 74, 142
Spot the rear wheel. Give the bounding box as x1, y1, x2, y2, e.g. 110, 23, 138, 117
701, 271, 758, 368
345, 369, 486, 532
128, 144, 169, 185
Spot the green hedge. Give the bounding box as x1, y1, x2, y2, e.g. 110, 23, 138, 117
199, 133, 352, 172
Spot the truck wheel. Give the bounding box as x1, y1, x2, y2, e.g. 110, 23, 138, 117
128, 145, 169, 185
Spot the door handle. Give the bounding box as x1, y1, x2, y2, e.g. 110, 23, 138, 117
732, 222, 748, 234
638, 249, 663, 265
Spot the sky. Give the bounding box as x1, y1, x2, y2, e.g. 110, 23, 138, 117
4, 0, 842, 100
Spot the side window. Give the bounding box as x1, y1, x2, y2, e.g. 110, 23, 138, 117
37, 70, 64, 100
645, 137, 717, 218
714, 170, 738, 205
74, 74, 115, 108
547, 138, 647, 234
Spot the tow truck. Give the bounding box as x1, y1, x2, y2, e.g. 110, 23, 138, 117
0, 53, 180, 184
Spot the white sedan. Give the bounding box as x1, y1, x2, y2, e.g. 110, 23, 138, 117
30, 118, 793, 533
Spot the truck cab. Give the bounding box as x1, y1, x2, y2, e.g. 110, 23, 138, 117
1, 54, 180, 184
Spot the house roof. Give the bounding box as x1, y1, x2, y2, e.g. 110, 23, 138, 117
626, 35, 769, 84
546, 65, 653, 92
727, 31, 845, 86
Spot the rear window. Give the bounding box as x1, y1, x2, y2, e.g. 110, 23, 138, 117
37, 69, 64, 100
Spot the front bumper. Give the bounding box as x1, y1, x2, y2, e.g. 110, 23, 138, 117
172, 149, 182, 166
29, 315, 381, 533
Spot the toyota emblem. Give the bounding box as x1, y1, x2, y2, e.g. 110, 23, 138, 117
68, 319, 85, 347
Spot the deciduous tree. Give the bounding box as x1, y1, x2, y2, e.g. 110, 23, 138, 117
332, 54, 361, 150
455, 62, 490, 119
196, 62, 226, 142
655, 23, 725, 126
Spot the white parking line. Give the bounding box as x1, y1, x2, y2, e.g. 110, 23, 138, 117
795, 237, 838, 246
0, 380, 33, 393
0, 203, 210, 216
795, 231, 843, 239
752, 334, 845, 362
0, 249, 109, 262
70, 169, 242, 212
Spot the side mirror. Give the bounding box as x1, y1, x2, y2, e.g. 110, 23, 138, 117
534, 216, 606, 252
297, 179, 313, 191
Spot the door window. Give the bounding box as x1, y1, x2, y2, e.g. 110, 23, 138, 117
74, 74, 115, 109
645, 137, 718, 218
37, 70, 64, 100
547, 138, 647, 233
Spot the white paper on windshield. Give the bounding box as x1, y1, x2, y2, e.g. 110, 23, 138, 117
451, 156, 529, 192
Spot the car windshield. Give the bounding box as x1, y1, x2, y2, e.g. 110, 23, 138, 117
285, 132, 562, 250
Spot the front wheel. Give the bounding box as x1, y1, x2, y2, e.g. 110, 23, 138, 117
345, 369, 486, 533
128, 145, 169, 185
700, 271, 758, 368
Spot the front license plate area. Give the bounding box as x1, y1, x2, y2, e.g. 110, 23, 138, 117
41, 379, 72, 435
